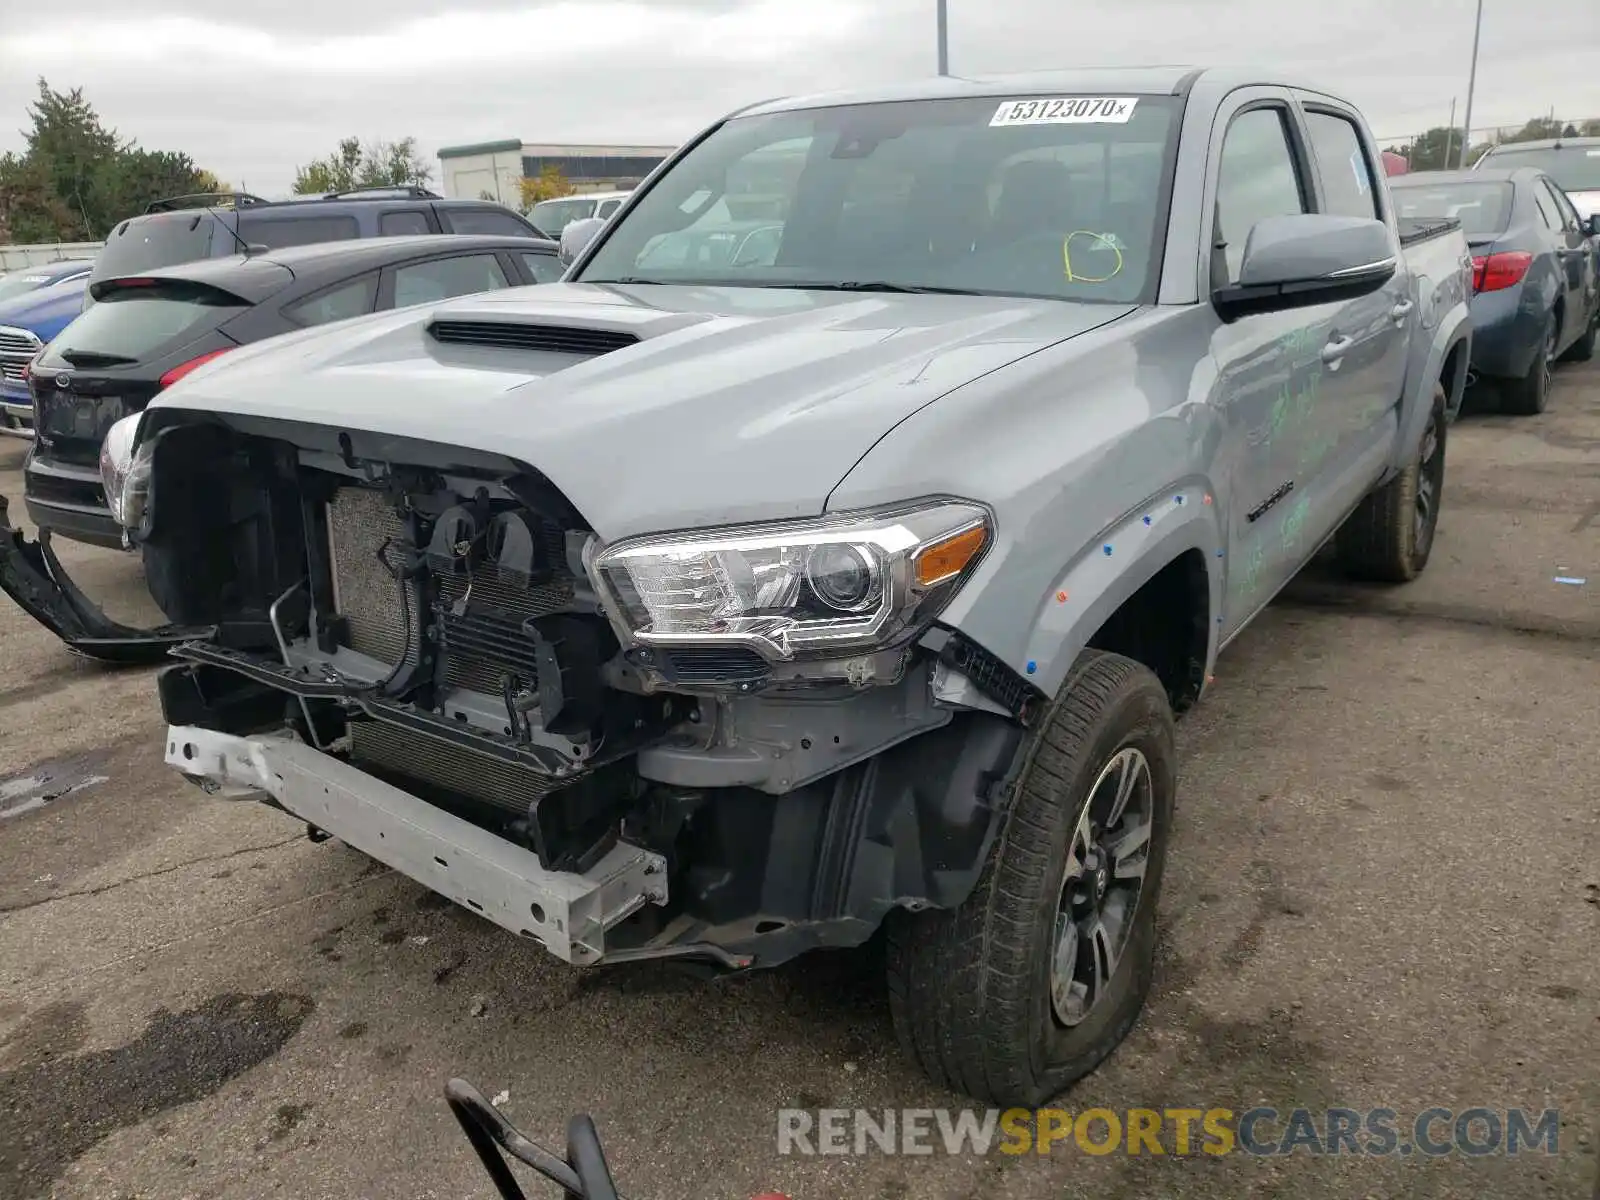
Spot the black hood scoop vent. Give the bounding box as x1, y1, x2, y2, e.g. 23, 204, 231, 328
428, 320, 640, 356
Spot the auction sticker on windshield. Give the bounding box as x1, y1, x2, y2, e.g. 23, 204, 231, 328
990, 97, 1138, 126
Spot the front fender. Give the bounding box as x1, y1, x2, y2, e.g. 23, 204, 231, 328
958, 480, 1221, 701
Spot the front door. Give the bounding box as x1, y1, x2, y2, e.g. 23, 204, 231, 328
1540, 177, 1597, 346
1206, 97, 1339, 639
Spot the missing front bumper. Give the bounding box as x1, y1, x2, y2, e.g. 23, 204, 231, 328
164, 724, 668, 965
0, 492, 212, 663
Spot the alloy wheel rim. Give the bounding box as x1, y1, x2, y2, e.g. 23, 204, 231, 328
1050, 747, 1155, 1027
1414, 409, 1444, 554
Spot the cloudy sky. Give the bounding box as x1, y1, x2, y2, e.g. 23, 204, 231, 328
4, 0, 1598, 196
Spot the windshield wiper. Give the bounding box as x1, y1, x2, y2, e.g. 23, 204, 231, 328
59, 349, 139, 367
758, 280, 982, 295
583, 277, 668, 285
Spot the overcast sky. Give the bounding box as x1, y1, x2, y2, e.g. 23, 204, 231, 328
4, 0, 1598, 196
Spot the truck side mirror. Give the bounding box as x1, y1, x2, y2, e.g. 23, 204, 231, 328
558, 218, 607, 268
1213, 214, 1396, 322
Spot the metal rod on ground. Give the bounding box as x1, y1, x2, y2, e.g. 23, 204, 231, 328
1460, 0, 1484, 168
936, 0, 949, 75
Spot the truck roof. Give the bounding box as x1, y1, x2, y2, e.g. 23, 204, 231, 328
738, 66, 1333, 118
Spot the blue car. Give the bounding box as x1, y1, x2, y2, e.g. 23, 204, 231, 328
1389, 166, 1599, 415
0, 258, 94, 304
0, 276, 89, 439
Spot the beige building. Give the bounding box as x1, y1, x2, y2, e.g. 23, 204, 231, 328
437, 140, 677, 205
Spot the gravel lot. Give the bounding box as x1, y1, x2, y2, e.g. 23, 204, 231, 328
1, 362, 1597, 1200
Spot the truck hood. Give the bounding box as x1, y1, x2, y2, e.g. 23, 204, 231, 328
0, 278, 87, 340
155, 282, 1137, 539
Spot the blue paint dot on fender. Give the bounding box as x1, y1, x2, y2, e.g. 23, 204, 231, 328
1103, 544, 1113, 556
1026, 660, 1037, 674
1216, 549, 1224, 557
1142, 515, 1152, 526
1175, 494, 1185, 504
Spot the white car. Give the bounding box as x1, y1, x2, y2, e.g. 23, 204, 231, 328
529, 190, 632, 237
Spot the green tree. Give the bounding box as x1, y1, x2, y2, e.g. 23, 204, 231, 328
1500, 117, 1564, 144
291, 136, 433, 195
1389, 126, 1467, 171
517, 164, 574, 211
0, 79, 215, 241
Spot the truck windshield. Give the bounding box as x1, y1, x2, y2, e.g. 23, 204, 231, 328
1390, 181, 1514, 236
576, 94, 1179, 304
1478, 145, 1600, 192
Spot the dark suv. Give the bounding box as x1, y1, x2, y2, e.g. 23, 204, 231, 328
85, 187, 548, 308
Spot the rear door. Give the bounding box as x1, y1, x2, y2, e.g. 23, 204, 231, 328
1298, 102, 1411, 508
1202, 93, 1329, 635
1537, 176, 1596, 342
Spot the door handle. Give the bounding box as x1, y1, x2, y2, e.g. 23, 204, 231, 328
1320, 335, 1354, 363
1390, 299, 1414, 322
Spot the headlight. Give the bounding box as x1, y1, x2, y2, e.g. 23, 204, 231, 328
98, 413, 152, 529
590, 500, 992, 661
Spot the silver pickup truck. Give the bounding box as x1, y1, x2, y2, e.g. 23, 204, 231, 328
0, 67, 1472, 1105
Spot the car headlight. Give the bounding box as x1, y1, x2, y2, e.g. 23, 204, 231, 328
590, 500, 992, 661
98, 413, 152, 529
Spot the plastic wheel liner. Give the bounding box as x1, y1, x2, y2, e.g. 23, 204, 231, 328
0, 493, 213, 664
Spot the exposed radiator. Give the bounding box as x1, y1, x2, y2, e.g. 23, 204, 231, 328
349, 721, 560, 815
325, 484, 576, 815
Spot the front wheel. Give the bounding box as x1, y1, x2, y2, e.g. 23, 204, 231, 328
885, 649, 1176, 1107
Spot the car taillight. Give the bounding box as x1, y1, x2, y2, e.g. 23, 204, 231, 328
159, 347, 233, 389
1471, 251, 1533, 293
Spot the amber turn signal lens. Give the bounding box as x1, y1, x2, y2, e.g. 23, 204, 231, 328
913, 524, 987, 588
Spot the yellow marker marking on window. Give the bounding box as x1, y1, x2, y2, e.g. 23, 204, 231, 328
1062, 230, 1123, 284
914, 525, 988, 587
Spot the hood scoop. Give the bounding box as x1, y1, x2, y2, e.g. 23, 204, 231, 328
428, 319, 640, 356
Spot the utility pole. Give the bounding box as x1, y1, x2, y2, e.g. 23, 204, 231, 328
1459, 0, 1484, 168
937, 0, 949, 75
1443, 98, 1457, 172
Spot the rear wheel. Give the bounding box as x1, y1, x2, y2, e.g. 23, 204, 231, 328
1335, 382, 1447, 583
1502, 314, 1558, 415
885, 649, 1176, 1107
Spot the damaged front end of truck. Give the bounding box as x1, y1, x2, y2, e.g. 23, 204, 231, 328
4, 401, 1042, 972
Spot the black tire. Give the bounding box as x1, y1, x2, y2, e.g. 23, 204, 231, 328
1335, 382, 1447, 583
1502, 314, 1558, 415
885, 649, 1177, 1107
1560, 306, 1596, 364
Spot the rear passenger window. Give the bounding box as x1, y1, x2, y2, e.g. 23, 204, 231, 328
1538, 179, 1579, 231
1304, 111, 1380, 220
380, 211, 431, 236
521, 252, 564, 284
238, 214, 360, 250
390, 254, 510, 308
284, 273, 378, 327
1215, 107, 1309, 284
440, 208, 534, 237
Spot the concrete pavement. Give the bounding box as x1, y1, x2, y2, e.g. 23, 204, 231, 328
1, 361, 1597, 1200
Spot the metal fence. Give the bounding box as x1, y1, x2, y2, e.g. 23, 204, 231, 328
0, 242, 105, 271
1373, 119, 1600, 169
